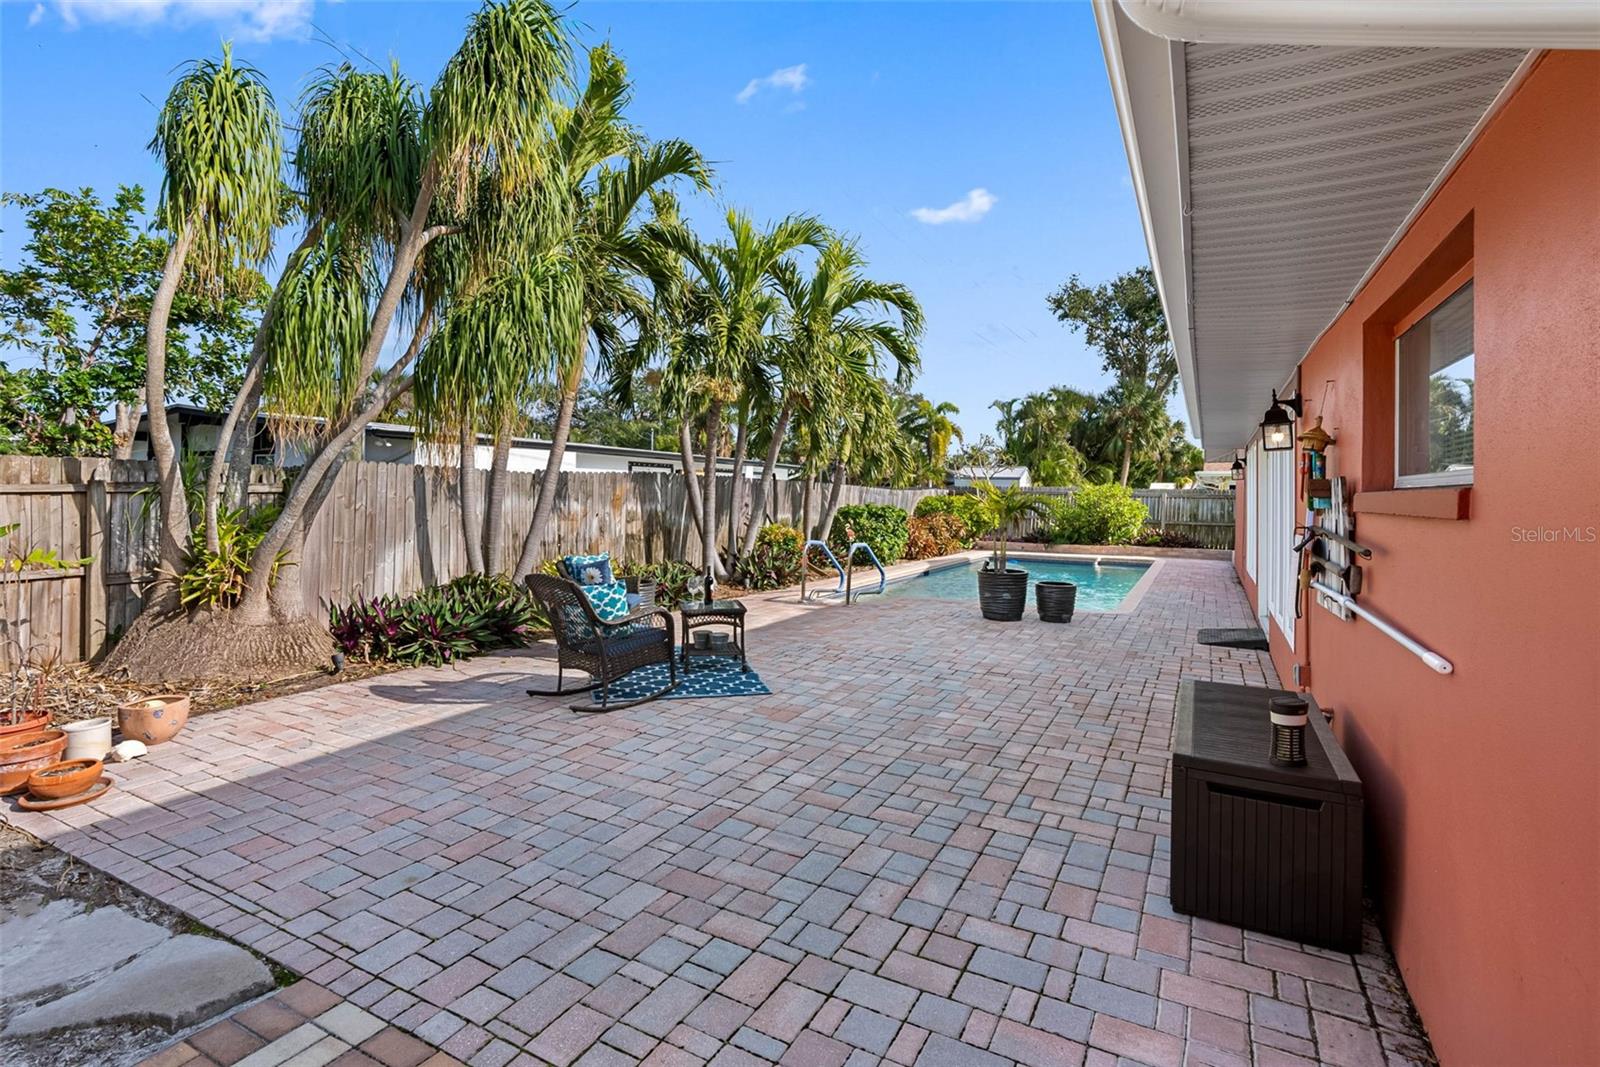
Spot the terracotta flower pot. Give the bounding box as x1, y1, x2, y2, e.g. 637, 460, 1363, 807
0, 729, 67, 795
116, 693, 189, 746
26, 758, 103, 801
0, 708, 52, 740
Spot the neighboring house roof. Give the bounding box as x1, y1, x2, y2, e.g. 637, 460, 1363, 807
119, 406, 801, 471
952, 466, 1029, 480
1094, 3, 1542, 456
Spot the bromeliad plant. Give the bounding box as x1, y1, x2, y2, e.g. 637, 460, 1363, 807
178, 503, 287, 609
327, 573, 542, 668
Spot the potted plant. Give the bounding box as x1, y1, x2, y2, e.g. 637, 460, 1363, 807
116, 693, 190, 746
973, 484, 1048, 621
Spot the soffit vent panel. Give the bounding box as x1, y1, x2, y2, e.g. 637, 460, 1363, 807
1182, 43, 1523, 453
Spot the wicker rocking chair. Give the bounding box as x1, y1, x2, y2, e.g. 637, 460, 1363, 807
523, 573, 678, 712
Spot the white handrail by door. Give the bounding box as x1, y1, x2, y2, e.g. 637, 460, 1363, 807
1309, 580, 1454, 675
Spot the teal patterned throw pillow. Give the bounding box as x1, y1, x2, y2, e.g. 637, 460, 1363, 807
563, 553, 614, 586
580, 580, 632, 623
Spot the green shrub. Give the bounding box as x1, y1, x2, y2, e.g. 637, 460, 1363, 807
740, 524, 804, 590
1026, 496, 1074, 542
905, 514, 970, 560
829, 503, 910, 565
327, 573, 541, 668
1134, 525, 1205, 549
914, 493, 987, 540
1049, 484, 1148, 545
615, 558, 699, 608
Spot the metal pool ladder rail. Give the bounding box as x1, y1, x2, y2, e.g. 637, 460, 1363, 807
844, 542, 886, 602
800, 540, 847, 602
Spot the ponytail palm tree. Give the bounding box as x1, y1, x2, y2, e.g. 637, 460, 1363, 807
410, 43, 709, 579
144, 43, 283, 606
109, 0, 575, 681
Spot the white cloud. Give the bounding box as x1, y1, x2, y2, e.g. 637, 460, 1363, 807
911, 188, 997, 225
736, 63, 809, 105
29, 4, 46, 26
50, 0, 314, 42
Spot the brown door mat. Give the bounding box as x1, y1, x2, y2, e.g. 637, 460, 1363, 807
1196, 627, 1270, 650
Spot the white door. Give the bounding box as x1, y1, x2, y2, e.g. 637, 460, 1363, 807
1257, 444, 1296, 649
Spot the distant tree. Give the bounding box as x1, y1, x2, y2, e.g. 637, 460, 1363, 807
897, 393, 963, 487
989, 386, 1094, 486
1047, 266, 1177, 485
0, 186, 262, 456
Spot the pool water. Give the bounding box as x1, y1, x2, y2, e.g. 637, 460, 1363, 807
880, 557, 1150, 612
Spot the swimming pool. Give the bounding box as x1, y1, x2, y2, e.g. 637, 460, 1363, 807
881, 556, 1152, 612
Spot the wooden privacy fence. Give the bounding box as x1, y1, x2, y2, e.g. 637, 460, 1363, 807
0, 455, 937, 667
999, 486, 1236, 549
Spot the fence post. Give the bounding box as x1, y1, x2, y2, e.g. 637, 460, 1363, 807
82, 462, 110, 660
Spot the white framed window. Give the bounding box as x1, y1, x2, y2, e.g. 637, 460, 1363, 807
1396, 281, 1474, 487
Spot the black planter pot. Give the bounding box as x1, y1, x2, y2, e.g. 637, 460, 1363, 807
1036, 580, 1077, 623
977, 565, 1029, 621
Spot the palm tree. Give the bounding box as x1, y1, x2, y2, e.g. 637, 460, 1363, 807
143, 44, 283, 607
741, 238, 921, 558
652, 210, 827, 575
897, 395, 961, 486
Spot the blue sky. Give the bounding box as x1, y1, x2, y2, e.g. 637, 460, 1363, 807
1, 0, 1173, 443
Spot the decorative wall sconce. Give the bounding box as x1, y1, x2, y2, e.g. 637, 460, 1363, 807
1260, 390, 1303, 451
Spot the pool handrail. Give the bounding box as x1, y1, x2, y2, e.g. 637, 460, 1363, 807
845, 542, 886, 602
800, 539, 846, 601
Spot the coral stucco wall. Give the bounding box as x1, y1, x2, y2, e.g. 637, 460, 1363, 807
1232, 52, 1600, 1066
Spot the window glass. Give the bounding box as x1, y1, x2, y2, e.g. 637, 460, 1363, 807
1397, 282, 1474, 482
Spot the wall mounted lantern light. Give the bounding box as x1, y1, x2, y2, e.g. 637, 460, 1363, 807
1260, 390, 1303, 452
1230, 451, 1246, 477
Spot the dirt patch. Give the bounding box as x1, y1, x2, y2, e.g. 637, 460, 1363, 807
0, 822, 294, 1067
3, 657, 400, 729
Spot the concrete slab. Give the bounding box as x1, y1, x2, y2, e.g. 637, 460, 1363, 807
5, 934, 274, 1036
0, 899, 172, 1000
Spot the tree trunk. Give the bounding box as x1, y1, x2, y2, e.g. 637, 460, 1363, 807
725, 407, 749, 565
483, 412, 513, 574
204, 351, 264, 553
740, 398, 791, 558
235, 345, 417, 624
460, 423, 485, 574
1119, 431, 1134, 486
700, 408, 724, 577
817, 459, 847, 542
111, 394, 142, 460
144, 224, 197, 611
203, 226, 320, 552
801, 472, 814, 542
676, 419, 704, 543
266, 453, 346, 620
510, 349, 584, 582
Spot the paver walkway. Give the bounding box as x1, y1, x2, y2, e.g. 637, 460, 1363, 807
11, 558, 1432, 1067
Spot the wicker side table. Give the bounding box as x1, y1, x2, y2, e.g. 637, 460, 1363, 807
679, 599, 749, 672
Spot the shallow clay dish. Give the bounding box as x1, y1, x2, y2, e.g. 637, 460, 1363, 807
15, 776, 113, 812
27, 758, 104, 800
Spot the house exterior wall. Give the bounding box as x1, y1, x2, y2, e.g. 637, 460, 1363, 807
1233, 52, 1599, 1066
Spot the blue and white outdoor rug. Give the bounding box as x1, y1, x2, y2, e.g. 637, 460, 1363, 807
597, 658, 771, 702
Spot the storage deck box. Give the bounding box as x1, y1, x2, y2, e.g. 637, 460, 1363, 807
1172, 680, 1364, 951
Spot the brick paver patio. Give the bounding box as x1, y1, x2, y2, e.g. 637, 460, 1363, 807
11, 558, 1433, 1067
